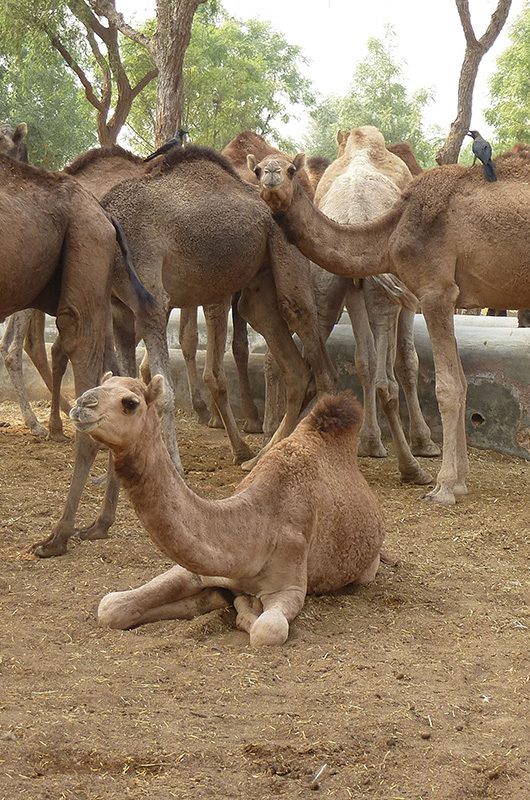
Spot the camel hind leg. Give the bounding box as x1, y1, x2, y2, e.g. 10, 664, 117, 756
98, 564, 232, 629
395, 308, 440, 457
179, 306, 210, 425
231, 294, 262, 433
0, 310, 48, 437
238, 269, 311, 470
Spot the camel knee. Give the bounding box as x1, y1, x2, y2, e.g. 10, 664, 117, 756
203, 368, 227, 399
98, 591, 141, 630
250, 609, 290, 647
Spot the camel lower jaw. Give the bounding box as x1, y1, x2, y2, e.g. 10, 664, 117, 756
69, 410, 102, 433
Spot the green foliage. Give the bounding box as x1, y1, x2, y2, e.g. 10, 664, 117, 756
486, 3, 530, 150
0, 39, 97, 168
304, 28, 440, 168
124, 1, 314, 153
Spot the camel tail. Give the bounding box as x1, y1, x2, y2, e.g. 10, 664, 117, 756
484, 161, 497, 182
109, 215, 156, 308
308, 391, 363, 436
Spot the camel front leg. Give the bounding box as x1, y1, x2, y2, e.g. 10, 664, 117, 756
98, 564, 232, 629
421, 294, 468, 505
179, 306, 210, 425
249, 588, 307, 647
202, 300, 253, 464
394, 309, 440, 457
77, 453, 120, 541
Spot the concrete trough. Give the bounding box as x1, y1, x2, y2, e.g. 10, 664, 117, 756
0, 313, 528, 460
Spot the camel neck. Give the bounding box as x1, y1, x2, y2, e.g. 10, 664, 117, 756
112, 408, 268, 577
274, 181, 400, 280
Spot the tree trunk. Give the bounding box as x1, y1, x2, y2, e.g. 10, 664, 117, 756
436, 0, 512, 165
154, 0, 206, 145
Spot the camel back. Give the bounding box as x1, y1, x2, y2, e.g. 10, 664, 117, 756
145, 144, 245, 184
404, 158, 530, 225
64, 145, 144, 175
0, 154, 67, 188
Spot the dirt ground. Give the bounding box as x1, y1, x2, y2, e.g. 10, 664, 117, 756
0, 400, 528, 800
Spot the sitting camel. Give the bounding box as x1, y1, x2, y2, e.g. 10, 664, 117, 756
70, 374, 385, 647
255, 143, 530, 505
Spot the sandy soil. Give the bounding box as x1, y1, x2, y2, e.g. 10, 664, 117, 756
0, 401, 528, 800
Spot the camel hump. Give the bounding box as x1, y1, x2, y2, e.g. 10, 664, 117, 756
307, 391, 363, 435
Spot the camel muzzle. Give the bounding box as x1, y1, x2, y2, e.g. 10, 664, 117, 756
69, 392, 101, 432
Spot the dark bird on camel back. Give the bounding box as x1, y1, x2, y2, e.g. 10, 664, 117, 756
467, 130, 497, 182
144, 129, 189, 162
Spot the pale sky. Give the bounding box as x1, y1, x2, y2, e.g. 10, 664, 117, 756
122, 0, 526, 143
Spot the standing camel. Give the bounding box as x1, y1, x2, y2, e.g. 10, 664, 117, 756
255, 148, 530, 505
70, 374, 385, 647
0, 155, 153, 559
249, 127, 438, 484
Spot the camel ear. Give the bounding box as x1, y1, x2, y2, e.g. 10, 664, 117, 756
14, 123, 28, 142
288, 153, 305, 176
336, 130, 346, 145
146, 374, 165, 405
101, 371, 113, 383
247, 153, 261, 179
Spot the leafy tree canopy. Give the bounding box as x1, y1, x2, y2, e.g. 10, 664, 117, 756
304, 27, 441, 168
486, 3, 530, 151
0, 35, 96, 168
124, 0, 315, 153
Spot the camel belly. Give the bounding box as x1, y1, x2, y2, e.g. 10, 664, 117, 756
455, 253, 530, 309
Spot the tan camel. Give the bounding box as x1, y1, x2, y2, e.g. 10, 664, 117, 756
70, 373, 385, 647
255, 144, 530, 505
249, 128, 438, 484
33, 145, 335, 557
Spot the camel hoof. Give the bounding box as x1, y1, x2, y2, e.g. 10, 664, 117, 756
207, 415, 224, 429
30, 425, 48, 439
31, 539, 68, 558
250, 610, 289, 647
240, 453, 260, 471
401, 466, 433, 485
77, 523, 111, 541
47, 431, 69, 443
233, 444, 254, 466
243, 418, 263, 434
193, 406, 211, 426
410, 440, 441, 458
422, 486, 457, 505
358, 440, 388, 458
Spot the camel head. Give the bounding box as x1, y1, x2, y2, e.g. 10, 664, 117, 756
0, 122, 28, 162
248, 152, 306, 214
69, 373, 165, 449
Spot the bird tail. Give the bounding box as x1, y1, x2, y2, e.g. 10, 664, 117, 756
484, 161, 497, 182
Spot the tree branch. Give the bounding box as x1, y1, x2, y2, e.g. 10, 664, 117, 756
88, 0, 154, 53
49, 33, 103, 112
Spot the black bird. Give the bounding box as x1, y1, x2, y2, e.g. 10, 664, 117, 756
466, 130, 497, 182
144, 128, 189, 162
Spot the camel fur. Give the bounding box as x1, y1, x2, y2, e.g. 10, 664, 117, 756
255, 140, 530, 505
70, 374, 385, 647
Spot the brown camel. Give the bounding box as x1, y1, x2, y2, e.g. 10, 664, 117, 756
0, 155, 153, 554
255, 147, 530, 505
1, 146, 148, 440
249, 128, 438, 484
70, 373, 385, 647
104, 144, 334, 467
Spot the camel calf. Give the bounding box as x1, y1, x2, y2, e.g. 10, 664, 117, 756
70, 375, 386, 647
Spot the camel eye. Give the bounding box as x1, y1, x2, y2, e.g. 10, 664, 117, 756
122, 396, 140, 413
